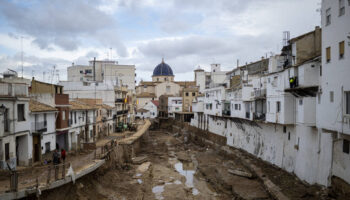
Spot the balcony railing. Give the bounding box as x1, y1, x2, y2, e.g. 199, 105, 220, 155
222, 110, 231, 116
253, 89, 266, 98
253, 112, 266, 121
115, 98, 124, 103
32, 121, 47, 132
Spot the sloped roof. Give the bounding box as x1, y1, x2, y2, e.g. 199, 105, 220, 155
29, 100, 57, 112
70, 101, 95, 110
100, 104, 114, 110
136, 92, 156, 98
136, 108, 149, 113
175, 81, 196, 87
151, 100, 159, 107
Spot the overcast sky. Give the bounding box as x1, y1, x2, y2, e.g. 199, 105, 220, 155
0, 0, 320, 83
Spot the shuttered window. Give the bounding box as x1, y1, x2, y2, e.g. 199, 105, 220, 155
339, 41, 345, 59
326, 47, 331, 62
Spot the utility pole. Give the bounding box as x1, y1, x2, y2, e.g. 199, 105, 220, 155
21, 36, 23, 78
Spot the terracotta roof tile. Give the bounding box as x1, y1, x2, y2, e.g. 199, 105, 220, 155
29, 100, 57, 112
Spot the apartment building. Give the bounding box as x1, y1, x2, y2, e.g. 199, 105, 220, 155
67, 60, 136, 91
0, 82, 31, 169
318, 0, 350, 184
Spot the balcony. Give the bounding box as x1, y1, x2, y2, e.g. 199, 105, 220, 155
32, 121, 47, 132
253, 112, 266, 121
115, 98, 124, 103
222, 110, 231, 116
285, 76, 318, 97
253, 89, 266, 99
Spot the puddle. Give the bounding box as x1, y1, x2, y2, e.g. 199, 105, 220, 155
152, 185, 164, 200
174, 162, 199, 195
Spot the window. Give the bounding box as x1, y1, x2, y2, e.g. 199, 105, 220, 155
268, 101, 270, 112
299, 99, 303, 105
343, 139, 349, 154
288, 132, 291, 141
326, 47, 331, 62
74, 112, 77, 124
209, 104, 212, 110
346, 91, 350, 115
330, 91, 334, 102
186, 92, 189, 96
44, 113, 47, 127
166, 86, 170, 93
283, 126, 287, 133
326, 8, 331, 26
216, 104, 218, 109
5, 143, 10, 161
339, 0, 345, 16
339, 41, 345, 59
85, 69, 92, 74
238, 104, 241, 110
320, 65, 322, 76
192, 92, 195, 96
277, 101, 281, 113
17, 104, 25, 121
235, 104, 238, 110
80, 70, 83, 74
62, 111, 66, 120
45, 142, 51, 153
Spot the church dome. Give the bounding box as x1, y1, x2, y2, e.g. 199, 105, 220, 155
152, 59, 174, 77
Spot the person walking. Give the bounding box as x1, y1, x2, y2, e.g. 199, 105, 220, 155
61, 148, 66, 163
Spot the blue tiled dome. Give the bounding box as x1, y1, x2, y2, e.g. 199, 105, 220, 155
152, 59, 174, 76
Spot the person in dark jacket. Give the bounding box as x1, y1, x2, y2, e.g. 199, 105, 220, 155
53, 149, 60, 165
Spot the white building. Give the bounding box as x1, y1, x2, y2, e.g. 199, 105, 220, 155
135, 100, 158, 119
67, 60, 136, 91
317, 0, 350, 185
203, 86, 226, 117
194, 64, 229, 93
168, 97, 182, 118
0, 82, 31, 170
59, 81, 116, 107
29, 100, 57, 163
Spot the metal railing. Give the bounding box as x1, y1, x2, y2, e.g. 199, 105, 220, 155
32, 121, 47, 132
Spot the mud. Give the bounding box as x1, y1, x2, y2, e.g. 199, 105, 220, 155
27, 129, 340, 200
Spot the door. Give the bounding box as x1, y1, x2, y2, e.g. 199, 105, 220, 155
33, 135, 41, 162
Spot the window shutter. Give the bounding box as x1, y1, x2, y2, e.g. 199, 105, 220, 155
339, 41, 345, 57
326, 47, 331, 61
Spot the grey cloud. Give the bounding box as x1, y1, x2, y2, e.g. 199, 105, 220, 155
138, 36, 239, 59
0, 53, 71, 82
0, 0, 126, 54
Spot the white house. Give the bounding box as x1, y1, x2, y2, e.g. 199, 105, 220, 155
168, 97, 182, 118
29, 99, 57, 163
317, 0, 350, 185
136, 100, 158, 119
0, 82, 31, 170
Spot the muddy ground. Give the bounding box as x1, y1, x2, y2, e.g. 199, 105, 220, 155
29, 130, 345, 200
